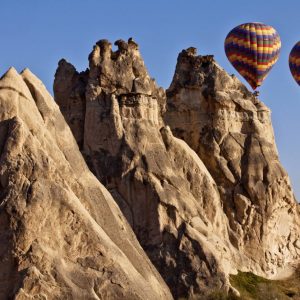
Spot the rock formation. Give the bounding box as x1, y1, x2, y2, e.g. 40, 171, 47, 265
53, 60, 88, 149
54, 39, 243, 299
53, 39, 300, 299
164, 49, 300, 275
0, 67, 172, 299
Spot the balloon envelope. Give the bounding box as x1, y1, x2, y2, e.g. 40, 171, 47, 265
225, 23, 281, 90
289, 41, 300, 86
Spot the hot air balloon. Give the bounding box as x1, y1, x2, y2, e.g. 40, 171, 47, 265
289, 41, 300, 85
224, 22, 281, 90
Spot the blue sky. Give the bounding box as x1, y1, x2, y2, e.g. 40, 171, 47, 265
0, 1, 299, 199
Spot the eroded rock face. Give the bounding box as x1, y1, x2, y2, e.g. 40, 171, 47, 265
165, 48, 300, 276
54, 60, 88, 149
54, 39, 300, 299
0, 68, 172, 300
54, 39, 241, 299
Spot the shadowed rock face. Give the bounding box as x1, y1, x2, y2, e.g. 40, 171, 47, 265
0, 68, 172, 300
54, 60, 88, 150
54, 39, 300, 299
165, 49, 300, 276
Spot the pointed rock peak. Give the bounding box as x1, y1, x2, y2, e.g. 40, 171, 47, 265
114, 39, 128, 52
0, 66, 19, 81
57, 58, 77, 71
96, 38, 111, 47
0, 67, 32, 100
21, 67, 48, 96
20, 68, 58, 120
185, 47, 198, 56
90, 37, 140, 63
21, 68, 44, 90
58, 58, 68, 65
21, 68, 42, 86
55, 59, 80, 82
84, 37, 160, 97
20, 67, 30, 74
20, 67, 34, 77
128, 37, 139, 49
177, 47, 215, 62
168, 46, 255, 101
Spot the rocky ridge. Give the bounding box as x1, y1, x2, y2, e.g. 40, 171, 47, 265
165, 48, 300, 276
53, 38, 300, 298
54, 39, 243, 298
0, 67, 172, 299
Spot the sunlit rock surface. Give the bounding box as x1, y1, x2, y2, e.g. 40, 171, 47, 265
0, 67, 172, 300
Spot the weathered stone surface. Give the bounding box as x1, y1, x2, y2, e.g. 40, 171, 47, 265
54, 39, 242, 299
165, 48, 300, 276
0, 67, 172, 300
54, 39, 300, 299
53, 59, 88, 150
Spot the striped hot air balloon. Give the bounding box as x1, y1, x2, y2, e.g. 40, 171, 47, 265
224, 22, 281, 90
289, 41, 300, 86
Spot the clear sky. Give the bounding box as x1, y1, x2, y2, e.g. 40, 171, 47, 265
0, 1, 299, 199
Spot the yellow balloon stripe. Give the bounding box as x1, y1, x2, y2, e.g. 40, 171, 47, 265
227, 54, 279, 70
239, 69, 267, 86
227, 36, 280, 53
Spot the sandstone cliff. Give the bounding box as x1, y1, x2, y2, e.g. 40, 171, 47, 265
164, 48, 300, 276
0, 67, 172, 299
54, 39, 300, 299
